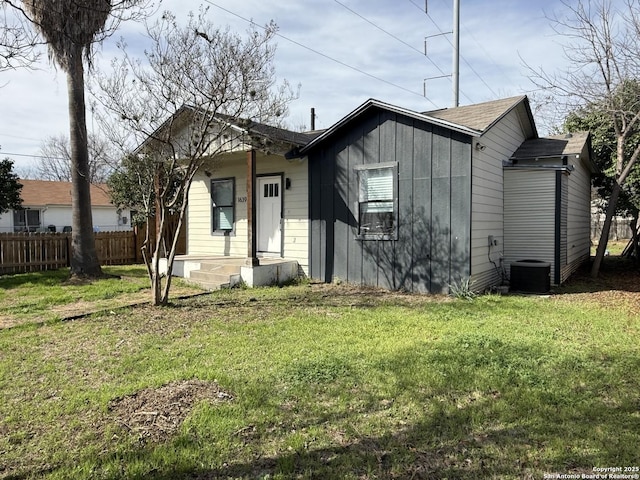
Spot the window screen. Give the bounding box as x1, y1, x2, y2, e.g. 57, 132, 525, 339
358, 165, 396, 238
211, 178, 234, 232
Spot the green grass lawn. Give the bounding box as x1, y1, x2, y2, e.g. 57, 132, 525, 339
0, 266, 150, 321
1, 266, 639, 479
0, 266, 201, 328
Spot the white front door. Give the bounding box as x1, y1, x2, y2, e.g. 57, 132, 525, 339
257, 176, 282, 254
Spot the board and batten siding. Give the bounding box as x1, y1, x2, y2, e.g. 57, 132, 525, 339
470, 108, 529, 291
503, 168, 557, 281
186, 153, 309, 274
308, 108, 472, 293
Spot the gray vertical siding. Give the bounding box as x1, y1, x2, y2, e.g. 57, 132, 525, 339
308, 108, 472, 293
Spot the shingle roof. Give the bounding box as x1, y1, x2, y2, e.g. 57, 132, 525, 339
298, 98, 483, 156
424, 95, 530, 133
298, 96, 538, 157
136, 105, 313, 154
18, 180, 114, 207
510, 132, 590, 160
242, 120, 318, 148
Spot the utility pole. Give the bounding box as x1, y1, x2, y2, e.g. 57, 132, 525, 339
452, 0, 460, 107
423, 0, 461, 107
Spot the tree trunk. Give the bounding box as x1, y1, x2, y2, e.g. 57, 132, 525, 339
150, 220, 164, 306
631, 214, 640, 262
151, 265, 163, 306
149, 166, 166, 306
67, 45, 102, 278
160, 190, 189, 305
591, 181, 622, 277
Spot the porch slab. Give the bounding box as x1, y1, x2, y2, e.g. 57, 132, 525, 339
159, 256, 300, 290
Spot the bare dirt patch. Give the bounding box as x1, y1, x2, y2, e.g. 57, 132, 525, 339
108, 380, 233, 444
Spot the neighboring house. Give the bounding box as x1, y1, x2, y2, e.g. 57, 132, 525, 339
0, 179, 132, 233
165, 95, 595, 293
297, 96, 595, 292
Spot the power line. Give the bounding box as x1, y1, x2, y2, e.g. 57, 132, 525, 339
1, 133, 46, 142
407, 0, 473, 103
332, 0, 463, 106
332, 0, 448, 78
1, 151, 65, 160
424, 2, 498, 98
408, 0, 498, 102
204, 0, 440, 109
460, 22, 517, 88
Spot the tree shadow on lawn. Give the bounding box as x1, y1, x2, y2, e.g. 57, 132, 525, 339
0, 268, 69, 290
52, 338, 640, 479
555, 256, 640, 294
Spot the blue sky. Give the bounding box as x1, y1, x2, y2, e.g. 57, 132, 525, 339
0, 0, 587, 172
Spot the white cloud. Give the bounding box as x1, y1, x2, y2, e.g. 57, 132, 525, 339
0, 0, 624, 170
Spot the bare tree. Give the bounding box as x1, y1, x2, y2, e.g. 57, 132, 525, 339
36, 133, 116, 184
91, 8, 296, 305
0, 1, 40, 72
5, 0, 154, 279
528, 0, 640, 277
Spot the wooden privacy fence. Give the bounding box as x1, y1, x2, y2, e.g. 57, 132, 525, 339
0, 217, 187, 275
591, 215, 635, 241
0, 231, 138, 275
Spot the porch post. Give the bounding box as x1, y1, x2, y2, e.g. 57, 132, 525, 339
246, 149, 259, 266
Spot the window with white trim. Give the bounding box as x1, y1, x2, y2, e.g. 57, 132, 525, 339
13, 209, 41, 232
211, 178, 235, 233
357, 164, 397, 239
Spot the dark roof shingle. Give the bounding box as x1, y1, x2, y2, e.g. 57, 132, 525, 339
510, 132, 590, 160
424, 96, 529, 133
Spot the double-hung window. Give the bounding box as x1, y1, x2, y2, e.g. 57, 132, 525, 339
211, 178, 235, 234
357, 163, 397, 239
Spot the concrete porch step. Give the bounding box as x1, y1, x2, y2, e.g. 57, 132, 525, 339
186, 278, 230, 291
197, 262, 245, 275
187, 263, 242, 291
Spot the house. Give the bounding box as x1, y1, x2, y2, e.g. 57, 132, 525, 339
137, 106, 317, 288
167, 95, 594, 293
0, 179, 132, 233
299, 96, 595, 293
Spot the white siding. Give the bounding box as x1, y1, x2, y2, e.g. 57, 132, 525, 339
0, 212, 12, 232
470, 108, 528, 291
0, 206, 132, 232
168, 125, 250, 159
503, 168, 557, 279
566, 156, 592, 279
187, 153, 309, 274
188, 158, 247, 257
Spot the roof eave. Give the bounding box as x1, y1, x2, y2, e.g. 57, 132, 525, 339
298, 98, 480, 156
483, 95, 537, 138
